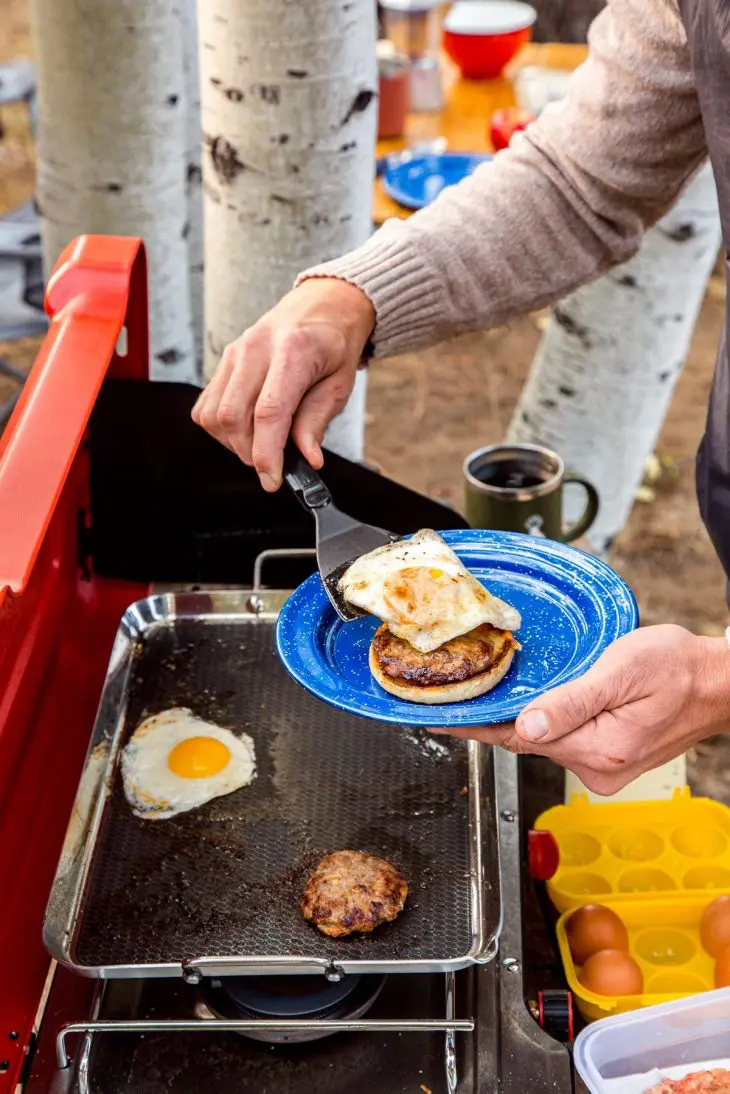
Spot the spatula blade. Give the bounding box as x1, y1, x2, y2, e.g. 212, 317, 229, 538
315, 507, 399, 621
283, 442, 400, 622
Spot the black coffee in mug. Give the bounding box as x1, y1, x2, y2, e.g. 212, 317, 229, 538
463, 443, 599, 542
472, 459, 550, 491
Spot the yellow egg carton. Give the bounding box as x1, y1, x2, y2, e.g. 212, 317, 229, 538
556, 895, 720, 1021
535, 788, 730, 914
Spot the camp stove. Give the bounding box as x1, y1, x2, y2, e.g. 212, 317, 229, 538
0, 238, 575, 1093
37, 747, 569, 1094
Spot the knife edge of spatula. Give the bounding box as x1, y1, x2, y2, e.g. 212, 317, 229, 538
283, 442, 401, 622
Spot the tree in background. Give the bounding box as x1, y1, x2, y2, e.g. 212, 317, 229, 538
507, 163, 721, 555
30, 0, 198, 384
182, 0, 204, 377
198, 0, 377, 462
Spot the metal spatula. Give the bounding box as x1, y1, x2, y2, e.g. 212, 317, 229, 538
284, 442, 400, 621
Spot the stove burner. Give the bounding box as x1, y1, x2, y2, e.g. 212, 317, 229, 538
199, 974, 387, 1044
221, 974, 362, 1017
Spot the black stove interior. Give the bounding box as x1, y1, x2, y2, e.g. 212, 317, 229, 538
88, 381, 468, 587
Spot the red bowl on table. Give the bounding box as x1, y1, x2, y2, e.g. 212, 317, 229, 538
443, 1, 537, 80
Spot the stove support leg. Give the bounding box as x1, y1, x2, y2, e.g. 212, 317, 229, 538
445, 970, 458, 1094
73, 1034, 93, 1094
49, 984, 103, 1094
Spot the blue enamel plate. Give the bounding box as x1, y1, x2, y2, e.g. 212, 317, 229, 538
382, 152, 491, 211
275, 530, 639, 728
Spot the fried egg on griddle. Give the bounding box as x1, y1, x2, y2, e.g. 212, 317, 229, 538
121, 707, 256, 820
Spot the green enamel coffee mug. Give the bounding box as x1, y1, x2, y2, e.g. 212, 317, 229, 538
464, 444, 599, 541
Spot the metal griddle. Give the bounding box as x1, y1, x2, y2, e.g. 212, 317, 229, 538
45, 589, 501, 979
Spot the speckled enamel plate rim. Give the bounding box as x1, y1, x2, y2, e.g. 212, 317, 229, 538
275, 530, 639, 728
381, 152, 492, 210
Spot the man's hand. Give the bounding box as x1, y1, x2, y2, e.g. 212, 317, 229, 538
192, 278, 375, 491
432, 625, 730, 795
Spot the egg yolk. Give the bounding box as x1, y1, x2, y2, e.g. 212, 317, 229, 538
168, 736, 231, 778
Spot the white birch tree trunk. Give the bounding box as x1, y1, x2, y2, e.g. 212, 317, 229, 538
507, 162, 722, 555
30, 0, 196, 384
182, 0, 205, 382
198, 0, 377, 462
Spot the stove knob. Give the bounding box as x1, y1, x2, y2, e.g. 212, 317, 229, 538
528, 829, 560, 881
535, 990, 574, 1043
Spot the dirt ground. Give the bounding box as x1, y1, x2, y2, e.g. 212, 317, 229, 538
2, 0, 729, 800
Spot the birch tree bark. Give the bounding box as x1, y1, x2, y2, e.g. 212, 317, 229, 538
31, 0, 196, 384
182, 0, 204, 381
198, 0, 377, 462
506, 162, 721, 555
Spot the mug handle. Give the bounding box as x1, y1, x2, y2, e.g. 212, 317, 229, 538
559, 472, 600, 543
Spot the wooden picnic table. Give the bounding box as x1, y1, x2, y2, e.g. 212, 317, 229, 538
374, 42, 588, 225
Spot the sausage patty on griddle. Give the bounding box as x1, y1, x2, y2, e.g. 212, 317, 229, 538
300, 850, 408, 938
371, 622, 515, 687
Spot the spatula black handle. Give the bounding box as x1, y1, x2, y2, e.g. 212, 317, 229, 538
283, 441, 331, 511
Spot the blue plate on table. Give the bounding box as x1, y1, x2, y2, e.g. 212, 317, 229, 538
276, 530, 638, 728
381, 152, 491, 210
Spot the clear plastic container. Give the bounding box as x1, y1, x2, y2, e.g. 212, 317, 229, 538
380, 0, 443, 111
574, 987, 730, 1093
380, 0, 441, 62
512, 65, 573, 115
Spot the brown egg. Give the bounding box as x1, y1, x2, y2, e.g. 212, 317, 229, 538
565, 904, 630, 966
700, 896, 730, 958
579, 949, 644, 996
715, 944, 730, 989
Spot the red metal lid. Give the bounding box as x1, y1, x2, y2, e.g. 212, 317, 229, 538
0, 235, 147, 596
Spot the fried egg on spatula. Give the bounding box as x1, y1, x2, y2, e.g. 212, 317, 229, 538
121, 707, 256, 820
340, 529, 522, 704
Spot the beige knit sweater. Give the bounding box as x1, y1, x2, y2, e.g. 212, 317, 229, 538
301, 0, 709, 359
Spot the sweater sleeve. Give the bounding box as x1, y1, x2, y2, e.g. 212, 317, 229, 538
297, 0, 706, 359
